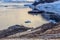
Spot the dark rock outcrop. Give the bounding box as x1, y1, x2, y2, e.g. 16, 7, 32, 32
0, 25, 31, 38
18, 22, 60, 38
0, 23, 60, 39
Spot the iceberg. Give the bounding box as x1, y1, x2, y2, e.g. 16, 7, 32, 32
28, 1, 60, 23
36, 1, 60, 15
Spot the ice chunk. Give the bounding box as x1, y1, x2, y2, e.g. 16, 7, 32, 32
25, 20, 31, 23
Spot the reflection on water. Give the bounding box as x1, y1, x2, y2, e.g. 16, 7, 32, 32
0, 7, 49, 30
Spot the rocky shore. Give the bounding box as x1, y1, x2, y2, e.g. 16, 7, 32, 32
0, 22, 60, 39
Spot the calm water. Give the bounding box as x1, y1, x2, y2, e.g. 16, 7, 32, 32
0, 7, 49, 30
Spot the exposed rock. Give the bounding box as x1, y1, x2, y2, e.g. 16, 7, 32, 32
44, 23, 60, 34
0, 25, 31, 38
3, 23, 59, 38
0, 22, 60, 39
16, 22, 60, 38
